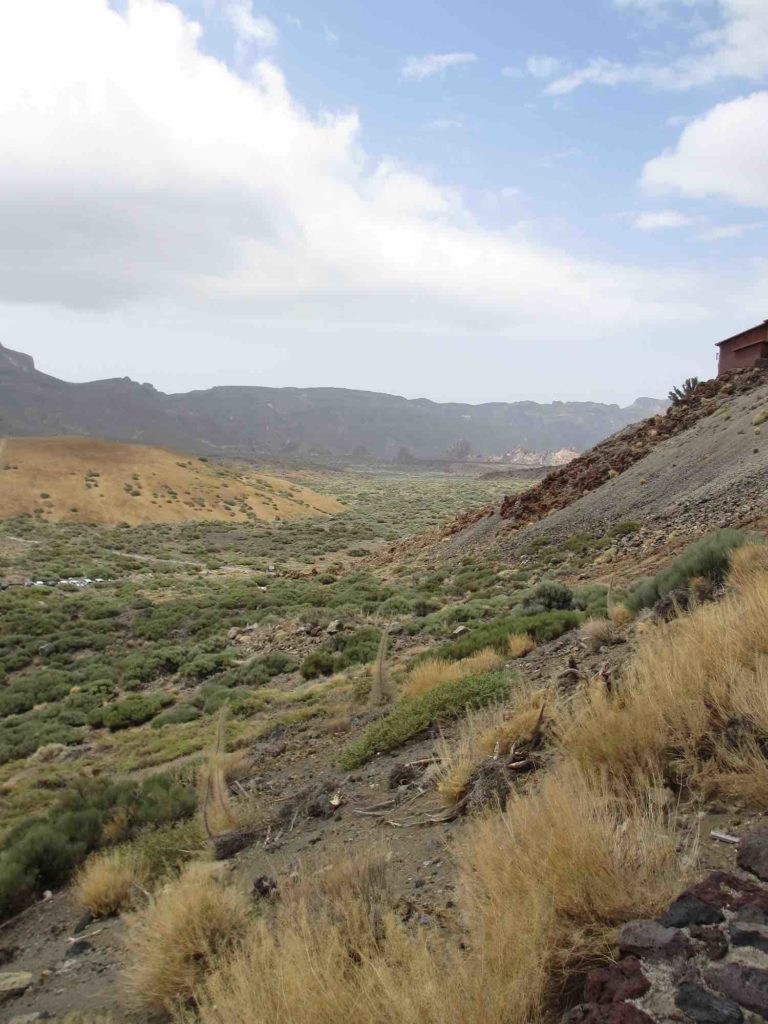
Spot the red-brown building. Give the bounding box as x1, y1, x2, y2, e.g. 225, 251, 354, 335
716, 320, 768, 376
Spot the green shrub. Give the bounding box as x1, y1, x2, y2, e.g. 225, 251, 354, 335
300, 649, 336, 679
340, 671, 510, 769
90, 695, 167, 731
151, 704, 202, 728
430, 610, 582, 662
626, 529, 750, 612
522, 580, 574, 613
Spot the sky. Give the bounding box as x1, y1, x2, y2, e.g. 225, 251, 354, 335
0, 0, 766, 404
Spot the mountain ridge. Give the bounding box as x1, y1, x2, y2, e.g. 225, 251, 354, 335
0, 342, 667, 460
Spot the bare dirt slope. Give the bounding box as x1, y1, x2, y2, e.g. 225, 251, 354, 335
426, 371, 768, 563
0, 437, 340, 525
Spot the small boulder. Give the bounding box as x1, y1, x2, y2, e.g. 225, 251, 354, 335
37, 643, 55, 658
661, 894, 725, 928
737, 827, 768, 882
707, 964, 768, 1019
618, 919, 690, 959
729, 921, 768, 954
64, 940, 92, 959
675, 982, 743, 1024
326, 619, 343, 635
583, 958, 651, 1004
451, 626, 469, 638
0, 972, 34, 1003
690, 926, 729, 961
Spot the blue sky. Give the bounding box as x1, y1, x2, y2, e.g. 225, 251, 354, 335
0, 0, 765, 402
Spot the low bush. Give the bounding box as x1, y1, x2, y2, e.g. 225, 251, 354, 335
404, 648, 503, 697
123, 873, 251, 1015
626, 529, 749, 612
151, 704, 202, 729
340, 671, 510, 769
431, 610, 582, 662
0, 774, 196, 921
74, 848, 148, 917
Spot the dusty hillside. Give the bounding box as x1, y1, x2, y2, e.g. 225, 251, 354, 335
0, 437, 340, 525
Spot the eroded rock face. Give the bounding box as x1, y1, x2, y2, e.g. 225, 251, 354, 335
563, 828, 768, 1024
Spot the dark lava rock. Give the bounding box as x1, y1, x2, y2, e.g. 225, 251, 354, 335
729, 921, 768, 953
618, 919, 690, 959
690, 926, 729, 961
675, 982, 743, 1024
661, 895, 725, 928
253, 876, 278, 900
583, 958, 651, 1004
733, 904, 768, 926
72, 911, 93, 935
563, 1003, 655, 1024
707, 964, 768, 1019
64, 940, 92, 959
737, 828, 768, 882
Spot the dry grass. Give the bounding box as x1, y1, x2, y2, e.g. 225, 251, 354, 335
728, 543, 768, 591
123, 872, 251, 1015
73, 848, 148, 917
454, 768, 689, 1023
609, 604, 632, 627
404, 648, 503, 697
433, 690, 552, 807
580, 618, 615, 653
181, 848, 480, 1024
508, 632, 536, 658
0, 436, 339, 525
565, 568, 768, 803
185, 772, 686, 1024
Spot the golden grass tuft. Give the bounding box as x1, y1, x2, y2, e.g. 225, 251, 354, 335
124, 872, 251, 1015
404, 648, 503, 697
508, 632, 536, 658
728, 543, 768, 591
454, 769, 689, 1024
608, 604, 632, 627
73, 848, 148, 917
580, 618, 615, 653
565, 567, 768, 803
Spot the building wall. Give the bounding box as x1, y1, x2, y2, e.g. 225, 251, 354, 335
717, 324, 768, 376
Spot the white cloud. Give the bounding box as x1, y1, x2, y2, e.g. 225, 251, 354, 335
224, 1, 278, 50
643, 92, 768, 207
401, 52, 477, 81
546, 0, 768, 94
525, 55, 564, 79
0, 0, 757, 357
323, 25, 338, 44
698, 221, 766, 240
286, 14, 301, 28
633, 209, 695, 230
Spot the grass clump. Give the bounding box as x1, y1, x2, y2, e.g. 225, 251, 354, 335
74, 847, 148, 917
404, 648, 503, 697
566, 563, 768, 803
626, 528, 749, 612
124, 871, 251, 1016
340, 671, 510, 769
455, 770, 688, 1023
507, 632, 535, 658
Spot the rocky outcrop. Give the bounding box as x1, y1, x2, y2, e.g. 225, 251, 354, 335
564, 829, 768, 1024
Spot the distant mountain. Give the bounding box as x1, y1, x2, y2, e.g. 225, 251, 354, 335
0, 342, 668, 460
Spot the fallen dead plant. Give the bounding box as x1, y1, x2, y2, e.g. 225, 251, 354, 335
508, 632, 536, 658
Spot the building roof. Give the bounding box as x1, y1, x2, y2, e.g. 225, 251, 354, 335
716, 320, 768, 347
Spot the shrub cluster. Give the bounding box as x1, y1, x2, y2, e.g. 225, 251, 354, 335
0, 774, 196, 920
627, 529, 750, 612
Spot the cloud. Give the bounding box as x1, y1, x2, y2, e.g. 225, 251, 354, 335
697, 221, 766, 240
286, 14, 301, 28
401, 52, 476, 81
0, 0, 755, 353
525, 55, 564, 79
546, 0, 768, 94
633, 209, 696, 230
643, 92, 768, 207
224, 1, 278, 50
